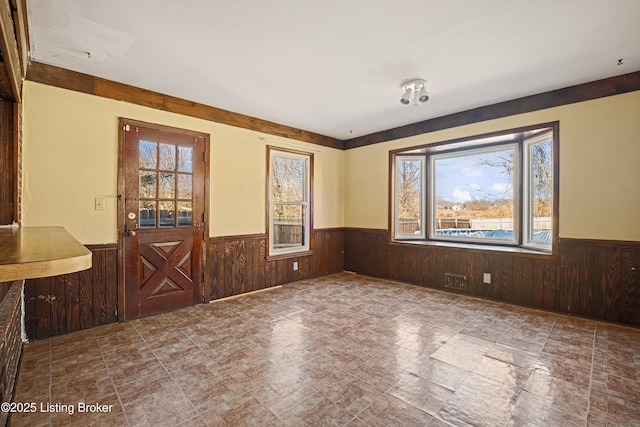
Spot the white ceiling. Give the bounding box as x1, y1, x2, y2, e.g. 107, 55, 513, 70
26, 0, 640, 140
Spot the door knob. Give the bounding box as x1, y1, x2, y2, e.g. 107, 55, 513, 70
124, 225, 136, 237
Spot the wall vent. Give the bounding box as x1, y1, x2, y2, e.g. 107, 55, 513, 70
444, 273, 468, 292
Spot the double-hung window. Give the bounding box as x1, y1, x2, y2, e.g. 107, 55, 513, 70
391, 122, 557, 253
267, 146, 313, 257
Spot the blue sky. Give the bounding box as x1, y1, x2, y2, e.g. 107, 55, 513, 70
434, 149, 513, 203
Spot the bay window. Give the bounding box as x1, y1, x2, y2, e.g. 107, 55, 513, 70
391, 123, 558, 253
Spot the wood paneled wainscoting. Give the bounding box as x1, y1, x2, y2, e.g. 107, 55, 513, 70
344, 228, 640, 327
0, 280, 22, 426
24, 229, 345, 339
206, 228, 344, 300
24, 244, 118, 341
0, 281, 14, 302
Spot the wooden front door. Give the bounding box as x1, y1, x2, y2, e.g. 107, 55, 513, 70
120, 119, 208, 320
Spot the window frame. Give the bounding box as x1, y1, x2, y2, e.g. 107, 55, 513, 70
522, 130, 554, 252
266, 145, 314, 259
394, 155, 427, 239
389, 122, 559, 255
427, 142, 521, 246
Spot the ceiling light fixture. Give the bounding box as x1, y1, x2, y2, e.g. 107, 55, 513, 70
400, 79, 429, 106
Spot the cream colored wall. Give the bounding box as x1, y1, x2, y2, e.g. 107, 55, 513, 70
345, 91, 640, 241
22, 82, 345, 244
22, 81, 640, 243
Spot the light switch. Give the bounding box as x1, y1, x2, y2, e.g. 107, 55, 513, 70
95, 197, 106, 211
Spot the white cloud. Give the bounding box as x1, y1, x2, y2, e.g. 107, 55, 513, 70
461, 167, 484, 177
489, 183, 512, 194
452, 187, 472, 202
469, 183, 481, 191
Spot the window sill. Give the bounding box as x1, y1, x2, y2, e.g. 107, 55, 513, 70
266, 250, 315, 262
390, 239, 555, 258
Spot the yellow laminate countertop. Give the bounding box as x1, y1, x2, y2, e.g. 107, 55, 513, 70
0, 226, 92, 282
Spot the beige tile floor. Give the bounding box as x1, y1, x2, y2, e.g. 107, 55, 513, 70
10, 272, 640, 426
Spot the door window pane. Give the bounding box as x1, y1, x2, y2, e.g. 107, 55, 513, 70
159, 143, 176, 171
139, 201, 156, 228
178, 146, 193, 172
159, 201, 175, 227
177, 174, 193, 199
139, 171, 157, 198
139, 141, 157, 169
159, 172, 175, 199
177, 202, 193, 226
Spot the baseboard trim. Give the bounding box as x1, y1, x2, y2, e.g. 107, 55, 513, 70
209, 285, 283, 303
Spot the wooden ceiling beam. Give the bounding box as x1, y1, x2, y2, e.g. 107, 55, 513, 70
26, 61, 344, 150
344, 71, 640, 149
25, 62, 640, 151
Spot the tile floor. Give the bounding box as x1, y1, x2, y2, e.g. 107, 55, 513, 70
10, 272, 640, 426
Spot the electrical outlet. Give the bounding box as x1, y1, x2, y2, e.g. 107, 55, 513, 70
483, 273, 491, 284
293, 261, 298, 271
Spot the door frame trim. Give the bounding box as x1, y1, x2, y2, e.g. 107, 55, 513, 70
117, 117, 210, 321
